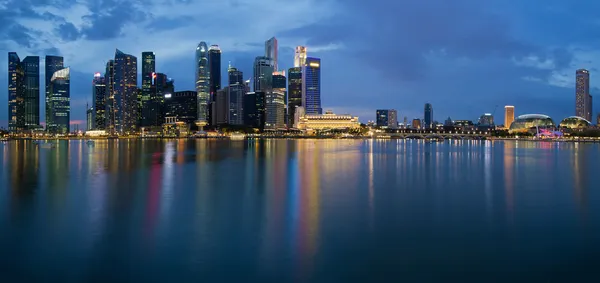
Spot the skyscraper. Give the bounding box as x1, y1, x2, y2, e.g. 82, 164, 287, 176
104, 60, 115, 133
92, 73, 106, 130
140, 51, 155, 127
195, 42, 210, 126
424, 103, 433, 129
47, 67, 70, 134
45, 55, 64, 131
253, 56, 274, 92
113, 49, 138, 134
287, 67, 302, 128
504, 105, 515, 128
243, 91, 266, 129
207, 45, 221, 125
376, 109, 398, 129
302, 57, 322, 115
273, 73, 287, 127
265, 37, 278, 71
22, 56, 40, 129
164, 91, 197, 125
575, 69, 591, 121
228, 66, 245, 125
267, 74, 286, 129
294, 46, 307, 68
8, 52, 24, 132
86, 104, 93, 131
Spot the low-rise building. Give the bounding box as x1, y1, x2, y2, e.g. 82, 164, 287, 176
296, 110, 360, 131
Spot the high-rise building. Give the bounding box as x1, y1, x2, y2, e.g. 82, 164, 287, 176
287, 67, 302, 128
478, 113, 494, 126
22, 56, 40, 129
302, 57, 322, 115
45, 55, 63, 131
208, 45, 221, 125
47, 67, 70, 134
253, 56, 273, 92
195, 42, 210, 126
265, 37, 278, 71
576, 69, 591, 121
8, 52, 25, 132
294, 46, 307, 68
504, 105, 515, 128
411, 119, 421, 129
243, 91, 266, 129
273, 73, 287, 127
104, 60, 115, 133
140, 51, 155, 127
424, 103, 433, 129
164, 91, 197, 125
228, 66, 245, 125
588, 94, 593, 122
376, 109, 398, 129
113, 49, 138, 134
214, 87, 229, 125
86, 104, 93, 131
92, 73, 106, 130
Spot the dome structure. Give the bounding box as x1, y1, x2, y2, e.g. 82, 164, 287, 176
559, 116, 591, 129
509, 114, 555, 132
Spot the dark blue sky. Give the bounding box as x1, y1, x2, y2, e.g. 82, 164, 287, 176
2, 0, 600, 127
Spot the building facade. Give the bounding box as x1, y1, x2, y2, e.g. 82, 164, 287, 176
8, 52, 24, 132
294, 46, 307, 68
424, 103, 433, 129
504, 105, 515, 129
47, 67, 70, 134
164, 91, 197, 125
296, 111, 360, 131
376, 109, 398, 129
195, 42, 210, 126
575, 69, 592, 121
287, 67, 302, 128
243, 91, 266, 129
265, 37, 278, 71
208, 45, 221, 125
92, 73, 106, 130
104, 60, 115, 133
140, 51, 155, 127
302, 57, 322, 115
272, 73, 287, 128
22, 56, 40, 129
228, 66, 245, 125
45, 55, 64, 132
113, 49, 138, 134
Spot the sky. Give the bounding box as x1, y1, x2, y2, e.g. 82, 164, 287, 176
2, 0, 600, 128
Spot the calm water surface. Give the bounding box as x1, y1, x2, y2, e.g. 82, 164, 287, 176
1, 139, 599, 282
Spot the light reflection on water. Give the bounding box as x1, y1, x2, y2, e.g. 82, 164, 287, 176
1, 139, 600, 282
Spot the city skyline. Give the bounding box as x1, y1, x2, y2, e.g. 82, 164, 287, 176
2, 0, 600, 127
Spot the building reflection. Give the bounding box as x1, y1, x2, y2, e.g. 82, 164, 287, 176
572, 143, 589, 220
503, 141, 515, 223
8, 141, 39, 204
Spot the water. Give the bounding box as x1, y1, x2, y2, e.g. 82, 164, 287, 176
1, 139, 599, 282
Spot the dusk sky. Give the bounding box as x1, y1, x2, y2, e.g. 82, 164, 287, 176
2, 0, 600, 128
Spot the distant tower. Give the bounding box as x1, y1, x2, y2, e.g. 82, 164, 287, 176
294, 46, 307, 67
92, 73, 106, 130
195, 42, 210, 127
302, 57, 322, 114
575, 69, 591, 121
504, 105, 515, 129
48, 67, 70, 134
265, 37, 278, 71
208, 45, 221, 125
8, 52, 24, 132
113, 49, 138, 134
140, 51, 155, 127
424, 103, 433, 129
45, 55, 64, 132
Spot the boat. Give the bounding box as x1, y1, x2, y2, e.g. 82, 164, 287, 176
229, 133, 246, 140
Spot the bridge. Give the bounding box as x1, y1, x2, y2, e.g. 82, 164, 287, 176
373, 130, 491, 139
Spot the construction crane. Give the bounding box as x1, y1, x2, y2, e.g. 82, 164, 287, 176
491, 105, 498, 125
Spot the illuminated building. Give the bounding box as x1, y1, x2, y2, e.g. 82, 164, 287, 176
113, 49, 138, 134
214, 87, 229, 125
454, 120, 475, 130
208, 45, 221, 125
478, 113, 494, 128
509, 114, 555, 133
86, 104, 93, 131
424, 103, 433, 129
302, 57, 322, 115
8, 52, 24, 132
273, 73, 287, 127
164, 91, 197, 125
253, 56, 273, 92
559, 116, 590, 129
45, 55, 63, 132
22, 56, 40, 129
92, 73, 106, 129
243, 91, 266, 129
296, 110, 360, 131
47, 67, 70, 134
294, 46, 307, 67
265, 37, 278, 71
376, 109, 398, 129
287, 67, 302, 128
575, 69, 592, 121
104, 60, 115, 133
411, 119, 421, 129
195, 42, 210, 126
140, 51, 155, 127
504, 105, 515, 129
227, 66, 245, 125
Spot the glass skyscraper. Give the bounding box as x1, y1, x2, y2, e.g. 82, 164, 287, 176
113, 49, 138, 134
195, 42, 210, 126
228, 66, 245, 125
270, 73, 286, 128
575, 69, 591, 121
104, 60, 115, 133
287, 67, 302, 128
243, 91, 266, 129
424, 103, 433, 129
302, 57, 322, 115
141, 51, 155, 127
208, 45, 221, 125
376, 109, 398, 129
47, 67, 70, 134
265, 37, 278, 71
45, 55, 64, 131
22, 56, 40, 129
92, 73, 106, 130
8, 52, 24, 132
165, 91, 197, 125
294, 46, 307, 68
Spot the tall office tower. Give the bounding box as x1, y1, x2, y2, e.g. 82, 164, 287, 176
22, 56, 40, 129
265, 37, 278, 71
243, 91, 266, 129
86, 104, 93, 131
424, 103, 433, 129
302, 57, 322, 115
287, 67, 302, 128
149, 72, 173, 126
478, 113, 494, 126
228, 66, 245, 125
195, 42, 210, 126
588, 94, 593, 122
575, 69, 591, 120
271, 73, 286, 128
253, 56, 274, 92
140, 51, 155, 127
376, 109, 398, 129
45, 55, 64, 131
47, 67, 70, 134
214, 87, 229, 125
113, 49, 138, 134
92, 73, 106, 130
504, 105, 515, 128
164, 91, 198, 125
8, 52, 25, 132
104, 60, 115, 132
207, 45, 221, 125
294, 46, 307, 67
